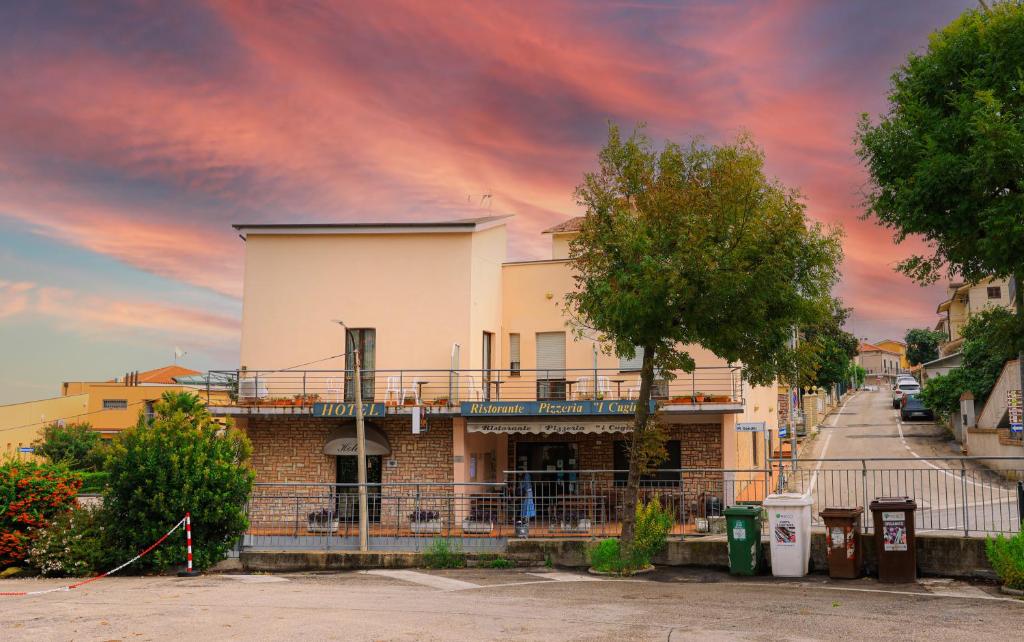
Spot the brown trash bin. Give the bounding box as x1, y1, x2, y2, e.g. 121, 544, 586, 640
819, 507, 863, 579
869, 497, 917, 583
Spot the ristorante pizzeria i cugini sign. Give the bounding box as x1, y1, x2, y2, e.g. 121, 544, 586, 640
460, 400, 656, 417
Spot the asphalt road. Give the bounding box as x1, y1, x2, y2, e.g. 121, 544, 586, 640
798, 389, 1019, 534
2, 567, 1022, 641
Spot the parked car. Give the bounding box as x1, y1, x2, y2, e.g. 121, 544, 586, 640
892, 381, 921, 408
900, 393, 933, 421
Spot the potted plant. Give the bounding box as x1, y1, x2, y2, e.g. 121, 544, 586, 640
307, 508, 339, 533
709, 394, 731, 403
432, 396, 450, 407
667, 396, 692, 405
694, 392, 707, 403
558, 510, 592, 533
403, 392, 418, 406
409, 509, 442, 534
462, 508, 495, 534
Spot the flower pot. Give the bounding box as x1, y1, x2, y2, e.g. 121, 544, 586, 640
668, 397, 692, 405
695, 396, 706, 403
461, 519, 494, 534
411, 519, 442, 534
557, 519, 592, 533
709, 395, 731, 403
307, 519, 339, 533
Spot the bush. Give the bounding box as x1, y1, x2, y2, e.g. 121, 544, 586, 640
986, 531, 1024, 590
0, 459, 81, 567
103, 410, 254, 573
478, 557, 514, 569
588, 498, 673, 575
28, 505, 111, 577
33, 422, 105, 471
77, 471, 110, 494
422, 539, 465, 569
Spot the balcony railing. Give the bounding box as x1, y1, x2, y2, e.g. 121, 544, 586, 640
201, 366, 744, 409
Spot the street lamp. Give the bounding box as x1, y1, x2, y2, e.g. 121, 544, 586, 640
333, 320, 368, 553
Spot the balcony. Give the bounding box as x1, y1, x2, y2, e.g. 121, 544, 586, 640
198, 367, 744, 417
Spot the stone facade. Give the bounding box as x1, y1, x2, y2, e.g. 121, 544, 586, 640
243, 415, 453, 485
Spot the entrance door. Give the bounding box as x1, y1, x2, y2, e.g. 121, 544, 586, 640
515, 442, 579, 518
336, 455, 382, 523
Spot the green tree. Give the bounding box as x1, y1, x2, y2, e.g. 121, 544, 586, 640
905, 328, 945, 366
800, 303, 859, 388
856, 1, 1024, 391
32, 421, 105, 471
142, 390, 210, 426
567, 124, 842, 551
104, 393, 254, 572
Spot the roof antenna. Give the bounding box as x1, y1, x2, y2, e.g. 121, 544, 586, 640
480, 193, 492, 209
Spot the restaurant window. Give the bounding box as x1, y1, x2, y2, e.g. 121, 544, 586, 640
536, 331, 566, 400
988, 286, 1002, 300
509, 333, 521, 376
344, 328, 376, 402
102, 399, 128, 410
619, 347, 644, 372
613, 440, 681, 486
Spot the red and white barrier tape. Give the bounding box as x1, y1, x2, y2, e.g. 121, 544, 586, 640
0, 516, 187, 597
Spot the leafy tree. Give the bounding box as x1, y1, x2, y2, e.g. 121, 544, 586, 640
567, 124, 842, 551
848, 363, 867, 388
104, 393, 254, 572
920, 307, 1017, 416
800, 303, 859, 388
905, 328, 945, 366
856, 1, 1024, 391
32, 421, 105, 471
143, 390, 211, 425
0, 458, 81, 567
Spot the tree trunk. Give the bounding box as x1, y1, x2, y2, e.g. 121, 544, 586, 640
619, 345, 657, 550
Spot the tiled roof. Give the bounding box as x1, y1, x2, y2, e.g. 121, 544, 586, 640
128, 365, 201, 385
541, 216, 585, 234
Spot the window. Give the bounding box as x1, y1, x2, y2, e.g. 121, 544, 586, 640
509, 333, 521, 376
619, 347, 644, 372
482, 331, 494, 401
344, 328, 376, 402
536, 331, 566, 400
613, 440, 681, 485
144, 400, 155, 421
103, 399, 128, 410
988, 286, 1001, 300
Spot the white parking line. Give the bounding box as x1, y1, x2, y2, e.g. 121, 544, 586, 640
363, 570, 481, 591
894, 413, 1011, 494
526, 571, 599, 582
806, 391, 855, 495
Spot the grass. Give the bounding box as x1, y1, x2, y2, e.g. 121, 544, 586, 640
421, 539, 466, 569
477, 557, 514, 569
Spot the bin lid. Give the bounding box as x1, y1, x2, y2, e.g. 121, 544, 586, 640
724, 505, 762, 517
819, 506, 863, 519
869, 496, 917, 511
763, 492, 813, 507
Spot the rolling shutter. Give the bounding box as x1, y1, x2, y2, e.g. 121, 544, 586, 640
509, 334, 521, 370
535, 332, 566, 372
619, 347, 644, 371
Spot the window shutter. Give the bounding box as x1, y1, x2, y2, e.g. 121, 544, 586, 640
619, 347, 644, 371
509, 334, 521, 363
535, 332, 566, 372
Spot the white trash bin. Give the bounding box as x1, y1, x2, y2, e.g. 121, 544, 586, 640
764, 492, 813, 577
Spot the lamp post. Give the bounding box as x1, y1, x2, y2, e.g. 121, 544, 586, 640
334, 320, 368, 552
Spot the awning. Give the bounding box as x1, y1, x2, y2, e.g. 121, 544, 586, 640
324, 424, 391, 456
466, 418, 632, 435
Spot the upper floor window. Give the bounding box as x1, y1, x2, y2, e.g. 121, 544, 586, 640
103, 399, 128, 410
987, 286, 1002, 299
344, 328, 376, 402
509, 333, 521, 376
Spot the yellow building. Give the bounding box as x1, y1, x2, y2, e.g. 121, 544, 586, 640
0, 394, 90, 459
875, 339, 909, 370
936, 277, 1015, 353
218, 215, 780, 512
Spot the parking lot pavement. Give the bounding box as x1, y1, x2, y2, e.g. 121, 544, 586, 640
2, 567, 1022, 641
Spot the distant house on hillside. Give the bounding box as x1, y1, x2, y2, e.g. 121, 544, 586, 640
856, 342, 903, 386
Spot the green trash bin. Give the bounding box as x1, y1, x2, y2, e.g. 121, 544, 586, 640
724, 505, 763, 575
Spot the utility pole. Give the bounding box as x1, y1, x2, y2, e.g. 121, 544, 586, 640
790, 327, 798, 467
335, 320, 368, 552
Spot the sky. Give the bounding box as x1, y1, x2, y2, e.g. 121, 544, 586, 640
0, 0, 975, 404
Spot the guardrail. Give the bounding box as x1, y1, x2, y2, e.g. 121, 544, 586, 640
202, 367, 744, 408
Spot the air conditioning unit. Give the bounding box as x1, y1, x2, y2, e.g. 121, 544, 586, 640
238, 377, 269, 400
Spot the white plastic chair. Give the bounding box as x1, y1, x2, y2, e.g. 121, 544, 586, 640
325, 378, 343, 402
596, 376, 611, 399
385, 376, 402, 406
575, 376, 592, 400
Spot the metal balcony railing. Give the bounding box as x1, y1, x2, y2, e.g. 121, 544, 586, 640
199, 366, 744, 408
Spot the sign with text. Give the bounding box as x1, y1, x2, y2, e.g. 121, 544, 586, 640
312, 402, 387, 418
460, 400, 655, 417
466, 418, 633, 435
736, 421, 766, 432
1008, 390, 1022, 433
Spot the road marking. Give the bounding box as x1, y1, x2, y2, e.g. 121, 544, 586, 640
219, 574, 290, 583
806, 391, 855, 495
526, 571, 599, 582
363, 570, 481, 591
894, 414, 1012, 494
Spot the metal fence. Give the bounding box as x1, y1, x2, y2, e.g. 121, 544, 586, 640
203, 366, 744, 408
243, 460, 1024, 552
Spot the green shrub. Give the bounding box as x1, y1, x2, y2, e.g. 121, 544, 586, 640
589, 538, 628, 574
986, 531, 1024, 590
103, 407, 254, 573
478, 557, 514, 569
0, 458, 81, 567
630, 496, 673, 567
33, 422, 106, 471
77, 471, 110, 494
422, 539, 465, 569
28, 505, 111, 576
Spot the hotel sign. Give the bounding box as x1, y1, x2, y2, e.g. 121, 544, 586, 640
460, 400, 655, 417
312, 402, 387, 418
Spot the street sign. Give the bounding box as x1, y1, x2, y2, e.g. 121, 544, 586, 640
1008, 389, 1022, 433
736, 421, 766, 432
18, 446, 34, 454
779, 424, 789, 439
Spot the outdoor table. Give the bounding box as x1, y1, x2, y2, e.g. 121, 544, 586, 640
564, 380, 576, 400
611, 379, 625, 398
